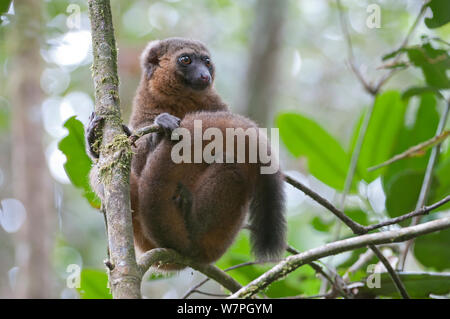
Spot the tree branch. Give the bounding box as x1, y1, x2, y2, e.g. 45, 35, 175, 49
229, 216, 450, 299
88, 0, 141, 299
129, 123, 161, 145
364, 195, 450, 232
138, 248, 242, 294
284, 174, 365, 234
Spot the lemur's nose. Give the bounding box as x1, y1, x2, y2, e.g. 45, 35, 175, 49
200, 74, 210, 83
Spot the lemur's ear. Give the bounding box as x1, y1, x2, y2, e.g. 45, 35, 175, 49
140, 40, 165, 79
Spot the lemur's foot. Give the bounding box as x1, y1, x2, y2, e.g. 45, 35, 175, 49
155, 113, 181, 137
172, 182, 193, 217
122, 124, 132, 137
86, 112, 135, 157
86, 112, 104, 159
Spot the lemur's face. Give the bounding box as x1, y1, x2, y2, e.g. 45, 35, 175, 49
141, 38, 215, 94
175, 51, 213, 90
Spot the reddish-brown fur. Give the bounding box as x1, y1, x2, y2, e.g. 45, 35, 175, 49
107, 38, 286, 269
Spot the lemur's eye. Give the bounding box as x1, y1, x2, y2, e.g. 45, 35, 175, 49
178, 55, 191, 65
203, 57, 211, 68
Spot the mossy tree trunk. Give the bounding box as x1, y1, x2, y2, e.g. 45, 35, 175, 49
88, 0, 141, 299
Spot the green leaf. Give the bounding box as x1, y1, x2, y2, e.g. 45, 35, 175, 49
402, 86, 444, 100
0, 99, 9, 132
58, 116, 100, 208
277, 112, 350, 191
425, 0, 450, 29
405, 43, 450, 89
415, 229, 450, 271
385, 170, 437, 221
0, 0, 11, 15
346, 209, 369, 226
77, 269, 112, 299
311, 216, 334, 232
381, 48, 402, 61
356, 91, 408, 182
385, 170, 424, 220
434, 157, 450, 211
266, 264, 320, 298
357, 272, 450, 298
383, 93, 439, 188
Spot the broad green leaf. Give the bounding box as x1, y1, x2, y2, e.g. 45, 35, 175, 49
405, 43, 450, 89
0, 0, 11, 15
77, 269, 112, 299
58, 116, 100, 208
383, 93, 439, 188
425, 0, 450, 29
346, 209, 369, 226
415, 229, 450, 271
277, 112, 350, 191
356, 91, 408, 182
385, 170, 437, 220
434, 157, 450, 211
357, 272, 450, 298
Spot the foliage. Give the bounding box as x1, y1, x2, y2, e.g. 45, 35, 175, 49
58, 116, 100, 208
275, 3, 450, 299
51, 0, 450, 299
357, 272, 450, 298
77, 269, 112, 299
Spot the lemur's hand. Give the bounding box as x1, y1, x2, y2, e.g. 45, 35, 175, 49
154, 113, 181, 138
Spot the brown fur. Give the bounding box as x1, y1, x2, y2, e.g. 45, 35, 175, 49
92, 38, 286, 269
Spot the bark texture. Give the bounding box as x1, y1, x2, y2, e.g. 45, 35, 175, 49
88, 0, 141, 299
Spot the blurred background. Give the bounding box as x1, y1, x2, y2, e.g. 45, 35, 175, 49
0, 0, 449, 299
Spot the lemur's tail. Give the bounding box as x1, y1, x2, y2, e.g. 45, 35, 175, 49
249, 170, 286, 261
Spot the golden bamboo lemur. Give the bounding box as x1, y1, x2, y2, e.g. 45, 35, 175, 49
87, 38, 286, 267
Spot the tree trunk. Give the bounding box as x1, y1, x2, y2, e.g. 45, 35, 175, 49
88, 0, 141, 299
242, 0, 287, 127
9, 0, 54, 298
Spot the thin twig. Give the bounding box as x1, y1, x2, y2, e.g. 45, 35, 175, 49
364, 195, 450, 232
228, 216, 450, 299
284, 174, 365, 234
336, 0, 377, 95
189, 290, 230, 298
368, 243, 406, 297
368, 131, 450, 171
399, 100, 450, 269
373, 2, 429, 92
287, 245, 350, 298
343, 249, 374, 282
